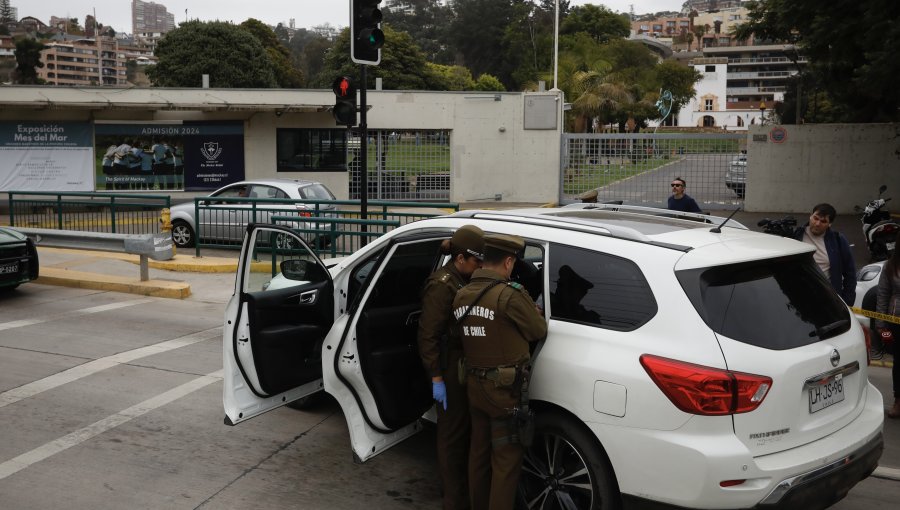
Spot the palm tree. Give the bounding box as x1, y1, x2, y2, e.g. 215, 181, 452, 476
571, 69, 632, 132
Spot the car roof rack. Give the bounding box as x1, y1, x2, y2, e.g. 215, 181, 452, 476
561, 203, 747, 229
450, 210, 693, 252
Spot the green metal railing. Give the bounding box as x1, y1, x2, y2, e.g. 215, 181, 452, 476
5, 191, 171, 234
192, 197, 457, 258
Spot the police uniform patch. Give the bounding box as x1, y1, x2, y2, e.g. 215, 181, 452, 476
440, 274, 450, 282
508, 282, 523, 290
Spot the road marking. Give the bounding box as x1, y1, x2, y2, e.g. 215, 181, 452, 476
0, 369, 223, 481
0, 298, 155, 331
0, 326, 222, 409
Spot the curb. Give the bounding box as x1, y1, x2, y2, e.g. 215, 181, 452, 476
872, 466, 900, 482
37, 267, 191, 299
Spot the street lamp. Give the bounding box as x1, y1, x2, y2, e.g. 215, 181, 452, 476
759, 100, 767, 124
551, 0, 559, 91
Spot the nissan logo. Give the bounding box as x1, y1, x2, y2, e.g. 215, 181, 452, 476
830, 349, 841, 367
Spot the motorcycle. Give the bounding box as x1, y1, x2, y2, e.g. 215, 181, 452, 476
855, 184, 899, 262
757, 216, 797, 237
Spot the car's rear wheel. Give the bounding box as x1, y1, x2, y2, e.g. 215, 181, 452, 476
171, 220, 195, 248
518, 412, 620, 510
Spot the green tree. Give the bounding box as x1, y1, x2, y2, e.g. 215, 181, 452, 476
735, 0, 900, 122
313, 25, 439, 90
427, 63, 476, 90
240, 18, 303, 88
560, 4, 631, 44
448, 0, 520, 87
287, 28, 332, 87
384, 0, 454, 64
474, 73, 505, 91
146, 21, 278, 88
12, 38, 46, 85
0, 0, 13, 23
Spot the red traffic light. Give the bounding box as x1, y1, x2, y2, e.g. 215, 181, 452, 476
332, 76, 356, 97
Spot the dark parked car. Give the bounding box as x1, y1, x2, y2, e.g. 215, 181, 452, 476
0, 227, 39, 290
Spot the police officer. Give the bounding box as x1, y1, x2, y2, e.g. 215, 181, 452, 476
417, 224, 485, 510
453, 234, 547, 510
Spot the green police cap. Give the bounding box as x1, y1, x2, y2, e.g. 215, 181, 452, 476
451, 225, 485, 260
484, 234, 525, 257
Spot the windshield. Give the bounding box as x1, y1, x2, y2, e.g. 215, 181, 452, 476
677, 254, 851, 349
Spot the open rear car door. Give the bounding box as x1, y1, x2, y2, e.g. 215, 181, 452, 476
224, 224, 334, 425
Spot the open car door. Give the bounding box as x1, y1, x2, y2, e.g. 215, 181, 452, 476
224, 224, 334, 425
323, 233, 446, 462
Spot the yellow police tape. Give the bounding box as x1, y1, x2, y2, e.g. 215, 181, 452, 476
850, 307, 900, 326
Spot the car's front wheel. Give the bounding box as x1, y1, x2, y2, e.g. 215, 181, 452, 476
171, 220, 195, 248
518, 411, 620, 510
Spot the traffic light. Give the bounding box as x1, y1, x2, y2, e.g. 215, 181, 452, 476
332, 76, 357, 127
351, 0, 384, 65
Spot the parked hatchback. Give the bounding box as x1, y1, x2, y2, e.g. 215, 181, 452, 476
222, 204, 883, 510
0, 227, 39, 290
169, 178, 338, 248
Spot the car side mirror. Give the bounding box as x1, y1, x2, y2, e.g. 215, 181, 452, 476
280, 259, 310, 280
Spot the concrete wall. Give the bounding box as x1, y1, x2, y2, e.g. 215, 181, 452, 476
744, 123, 900, 213
242, 91, 561, 202
0, 88, 561, 203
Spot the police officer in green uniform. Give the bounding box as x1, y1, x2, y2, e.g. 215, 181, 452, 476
417, 225, 485, 510
452, 234, 547, 510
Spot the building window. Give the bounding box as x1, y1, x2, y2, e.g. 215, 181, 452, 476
705, 99, 714, 111
276, 128, 349, 172
705, 65, 716, 73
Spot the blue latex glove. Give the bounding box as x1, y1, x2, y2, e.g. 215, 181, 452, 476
432, 380, 448, 410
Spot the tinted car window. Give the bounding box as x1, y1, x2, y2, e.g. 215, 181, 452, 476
677, 254, 851, 349
548, 243, 657, 331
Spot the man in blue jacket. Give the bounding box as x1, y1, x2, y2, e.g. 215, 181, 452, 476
793, 203, 856, 304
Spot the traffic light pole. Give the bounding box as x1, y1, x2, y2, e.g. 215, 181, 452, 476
359, 64, 368, 243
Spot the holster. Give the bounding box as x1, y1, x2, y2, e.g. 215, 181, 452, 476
457, 356, 467, 386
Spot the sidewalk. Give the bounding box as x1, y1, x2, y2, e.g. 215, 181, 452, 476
34, 247, 238, 301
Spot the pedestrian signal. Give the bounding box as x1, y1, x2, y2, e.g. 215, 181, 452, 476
332, 76, 357, 127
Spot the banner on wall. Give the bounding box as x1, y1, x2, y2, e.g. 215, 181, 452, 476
94, 122, 245, 191
0, 122, 94, 191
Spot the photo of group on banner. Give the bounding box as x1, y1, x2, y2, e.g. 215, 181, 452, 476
99, 138, 184, 191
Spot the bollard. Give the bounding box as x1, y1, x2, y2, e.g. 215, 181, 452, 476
159, 208, 174, 255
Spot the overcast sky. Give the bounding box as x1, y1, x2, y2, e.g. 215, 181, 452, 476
19, 1, 680, 35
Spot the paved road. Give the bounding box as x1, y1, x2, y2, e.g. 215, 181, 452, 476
1, 244, 899, 509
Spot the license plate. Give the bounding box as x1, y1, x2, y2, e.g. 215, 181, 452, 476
809, 374, 844, 413
0, 262, 18, 275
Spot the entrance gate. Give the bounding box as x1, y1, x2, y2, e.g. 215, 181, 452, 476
560, 133, 748, 210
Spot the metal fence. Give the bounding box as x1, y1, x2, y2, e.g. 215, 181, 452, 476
560, 133, 748, 209
5, 191, 171, 234
349, 129, 451, 201
192, 198, 458, 258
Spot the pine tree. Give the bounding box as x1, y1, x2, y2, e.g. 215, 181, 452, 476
0, 0, 13, 23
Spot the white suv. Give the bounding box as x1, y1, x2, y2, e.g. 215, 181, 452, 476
222, 204, 884, 510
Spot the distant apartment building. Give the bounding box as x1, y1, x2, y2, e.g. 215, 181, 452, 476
132, 0, 174, 52
37, 37, 127, 86
673, 44, 806, 130
132, 0, 175, 34
632, 16, 690, 39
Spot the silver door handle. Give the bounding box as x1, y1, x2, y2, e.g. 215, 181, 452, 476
298, 290, 317, 304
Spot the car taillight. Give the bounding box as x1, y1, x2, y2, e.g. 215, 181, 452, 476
640, 355, 772, 416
